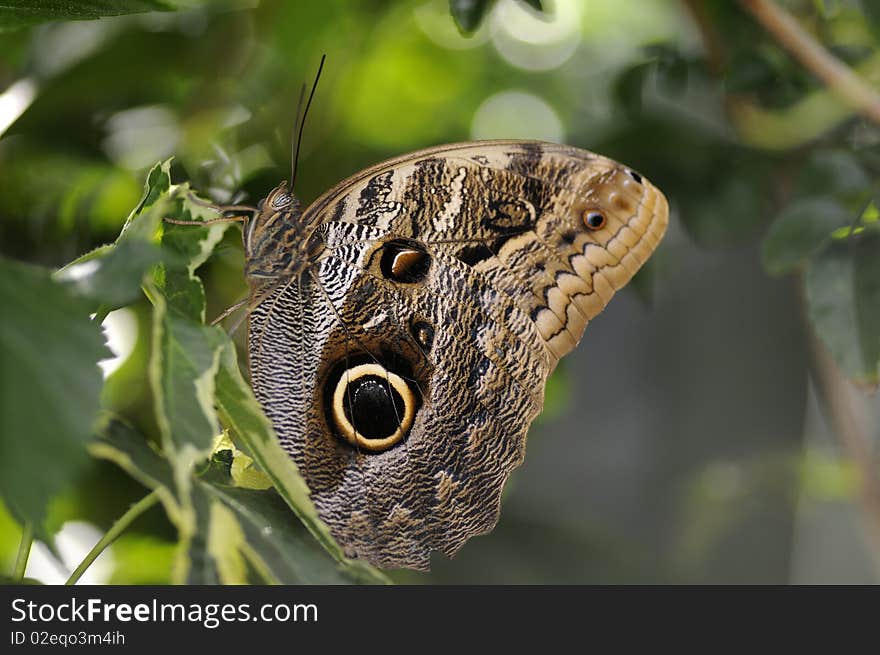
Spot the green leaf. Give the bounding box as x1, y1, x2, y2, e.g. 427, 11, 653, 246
762, 198, 854, 276
213, 342, 389, 584
449, 0, 492, 34
121, 159, 172, 243
806, 236, 880, 386
158, 213, 229, 324
91, 420, 214, 583
55, 240, 164, 310
862, 0, 880, 39
150, 291, 226, 463
0, 0, 173, 32
108, 161, 387, 583
91, 418, 182, 523
200, 482, 389, 584
795, 149, 873, 203
614, 62, 652, 119
656, 50, 689, 97
93, 419, 387, 584
0, 258, 108, 533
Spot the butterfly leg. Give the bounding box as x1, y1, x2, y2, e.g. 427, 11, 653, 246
163, 214, 249, 226
184, 192, 257, 214
210, 297, 250, 326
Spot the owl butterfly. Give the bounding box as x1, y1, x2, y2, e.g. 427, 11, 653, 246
234, 140, 669, 570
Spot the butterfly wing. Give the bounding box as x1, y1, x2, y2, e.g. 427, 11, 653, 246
248, 140, 668, 569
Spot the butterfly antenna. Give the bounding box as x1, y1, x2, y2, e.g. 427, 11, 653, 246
290, 54, 326, 191
289, 83, 306, 185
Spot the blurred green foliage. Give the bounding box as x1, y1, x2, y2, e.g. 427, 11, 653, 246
0, 0, 172, 32
0, 0, 878, 584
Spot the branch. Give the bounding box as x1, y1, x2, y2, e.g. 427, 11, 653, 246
740, 0, 880, 125
808, 324, 880, 577
680, 0, 727, 75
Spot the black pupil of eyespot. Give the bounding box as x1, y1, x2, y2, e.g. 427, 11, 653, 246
589, 213, 603, 227
343, 375, 407, 440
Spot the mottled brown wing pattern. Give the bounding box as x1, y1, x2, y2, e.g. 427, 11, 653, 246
247, 140, 668, 570
306, 141, 668, 362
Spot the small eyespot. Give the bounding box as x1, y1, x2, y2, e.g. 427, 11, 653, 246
411, 320, 435, 351
626, 169, 643, 184
330, 363, 416, 452
380, 240, 431, 283
584, 210, 606, 231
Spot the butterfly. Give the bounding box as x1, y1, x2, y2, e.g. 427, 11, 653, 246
193, 138, 667, 571
174, 63, 669, 571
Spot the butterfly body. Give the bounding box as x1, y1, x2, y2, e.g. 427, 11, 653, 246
243, 140, 668, 570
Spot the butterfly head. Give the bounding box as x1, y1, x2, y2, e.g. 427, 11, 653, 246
259, 180, 299, 213
243, 181, 311, 281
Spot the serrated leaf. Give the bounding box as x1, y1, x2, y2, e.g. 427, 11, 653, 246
0, 0, 173, 32
120, 159, 172, 243
52, 160, 183, 311
806, 237, 880, 386
762, 198, 854, 275
0, 258, 108, 534
449, 0, 493, 34
122, 160, 230, 468
158, 212, 229, 323
149, 290, 226, 474
55, 240, 164, 310
109, 161, 387, 583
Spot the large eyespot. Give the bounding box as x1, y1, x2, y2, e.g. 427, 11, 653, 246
330, 363, 416, 452
379, 240, 431, 283
583, 210, 606, 231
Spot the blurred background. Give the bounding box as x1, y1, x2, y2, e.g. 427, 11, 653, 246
1, 0, 879, 583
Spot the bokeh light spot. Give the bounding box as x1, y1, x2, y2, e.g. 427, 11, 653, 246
491, 0, 581, 71
471, 90, 564, 142
102, 105, 180, 171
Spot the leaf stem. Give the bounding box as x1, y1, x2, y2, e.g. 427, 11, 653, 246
739, 0, 880, 125
12, 523, 34, 582
65, 490, 160, 586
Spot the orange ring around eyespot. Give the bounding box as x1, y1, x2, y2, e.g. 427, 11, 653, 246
583, 209, 606, 231
331, 363, 415, 452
